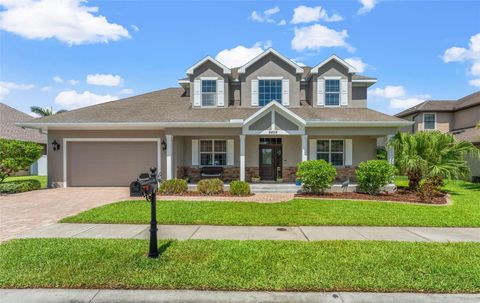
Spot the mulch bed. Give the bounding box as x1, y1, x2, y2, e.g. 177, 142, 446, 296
159, 191, 254, 197
295, 187, 448, 204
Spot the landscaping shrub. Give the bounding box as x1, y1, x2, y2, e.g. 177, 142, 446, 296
159, 179, 188, 195
0, 180, 41, 194
197, 178, 224, 195
229, 180, 251, 196
417, 176, 443, 203
296, 160, 336, 194
356, 160, 396, 195
0, 139, 43, 182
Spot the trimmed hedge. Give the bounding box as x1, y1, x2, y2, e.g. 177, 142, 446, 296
159, 179, 188, 195
197, 178, 224, 195
229, 180, 251, 196
356, 160, 396, 195
0, 179, 41, 194
296, 160, 336, 194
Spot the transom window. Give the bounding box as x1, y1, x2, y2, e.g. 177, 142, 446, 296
317, 139, 344, 166
201, 80, 217, 106
259, 79, 282, 106
200, 140, 226, 166
325, 79, 340, 106
423, 113, 436, 130
260, 138, 282, 145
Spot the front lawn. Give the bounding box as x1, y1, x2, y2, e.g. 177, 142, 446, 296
1, 238, 479, 292
3, 175, 47, 189
62, 181, 480, 227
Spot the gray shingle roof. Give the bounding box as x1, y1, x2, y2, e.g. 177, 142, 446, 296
0, 103, 46, 144
24, 88, 406, 124
451, 127, 480, 144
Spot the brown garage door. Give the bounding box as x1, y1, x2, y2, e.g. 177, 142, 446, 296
67, 141, 157, 187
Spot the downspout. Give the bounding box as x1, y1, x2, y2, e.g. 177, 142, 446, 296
411, 113, 419, 133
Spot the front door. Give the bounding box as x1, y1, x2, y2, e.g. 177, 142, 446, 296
259, 145, 282, 181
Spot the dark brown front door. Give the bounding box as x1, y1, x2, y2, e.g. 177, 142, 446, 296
259, 145, 282, 181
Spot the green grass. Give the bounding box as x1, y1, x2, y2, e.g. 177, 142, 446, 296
3, 175, 47, 189
1, 238, 479, 292
62, 180, 480, 227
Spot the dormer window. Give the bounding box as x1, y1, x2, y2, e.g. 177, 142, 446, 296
259, 79, 282, 106
201, 79, 217, 106
325, 79, 340, 106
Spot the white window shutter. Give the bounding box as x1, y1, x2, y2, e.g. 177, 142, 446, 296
192, 140, 199, 166
217, 79, 224, 106
227, 139, 234, 166
193, 80, 201, 107
282, 79, 289, 106
309, 139, 317, 160
251, 79, 259, 106
345, 139, 352, 166
340, 78, 348, 106
317, 78, 324, 106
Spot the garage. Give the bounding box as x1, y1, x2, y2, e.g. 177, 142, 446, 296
66, 140, 159, 187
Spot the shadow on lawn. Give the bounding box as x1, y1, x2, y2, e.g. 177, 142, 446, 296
158, 240, 174, 257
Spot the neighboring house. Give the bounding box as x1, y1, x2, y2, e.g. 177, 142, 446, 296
0, 103, 48, 176
19, 48, 411, 188
395, 91, 480, 181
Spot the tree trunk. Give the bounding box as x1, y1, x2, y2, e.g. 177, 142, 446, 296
407, 170, 422, 190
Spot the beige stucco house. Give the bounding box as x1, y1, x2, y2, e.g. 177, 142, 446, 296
396, 91, 480, 181
19, 48, 411, 187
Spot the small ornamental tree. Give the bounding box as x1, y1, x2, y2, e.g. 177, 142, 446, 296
296, 159, 336, 194
0, 139, 42, 183
356, 160, 396, 195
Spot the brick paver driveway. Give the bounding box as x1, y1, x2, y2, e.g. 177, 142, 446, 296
0, 188, 130, 242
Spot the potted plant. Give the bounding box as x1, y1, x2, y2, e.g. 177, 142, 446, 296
295, 178, 302, 186
251, 175, 261, 183
276, 177, 284, 183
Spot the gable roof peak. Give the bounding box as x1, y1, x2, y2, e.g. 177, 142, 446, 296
310, 54, 357, 74
237, 48, 304, 74
186, 56, 231, 75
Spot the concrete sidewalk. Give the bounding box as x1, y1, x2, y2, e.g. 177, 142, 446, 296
1, 289, 479, 303
17, 223, 480, 242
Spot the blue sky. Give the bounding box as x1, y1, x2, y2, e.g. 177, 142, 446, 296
1, 0, 479, 116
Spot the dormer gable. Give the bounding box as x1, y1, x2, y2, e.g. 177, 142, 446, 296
238, 48, 304, 74
186, 56, 231, 75
310, 55, 357, 75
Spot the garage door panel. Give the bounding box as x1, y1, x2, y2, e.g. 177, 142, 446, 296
68, 141, 157, 187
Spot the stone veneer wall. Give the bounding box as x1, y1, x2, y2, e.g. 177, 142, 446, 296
282, 166, 297, 182
245, 167, 259, 181
179, 166, 240, 182
335, 167, 357, 181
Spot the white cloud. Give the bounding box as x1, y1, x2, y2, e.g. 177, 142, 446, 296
41, 86, 52, 92
53, 76, 63, 83
68, 79, 79, 85
119, 88, 134, 95
390, 97, 429, 109
469, 79, 480, 87
0, 0, 130, 45
442, 33, 480, 85
358, 0, 377, 15
130, 24, 139, 32
54, 90, 118, 109
370, 85, 430, 110
291, 5, 343, 24
0, 81, 34, 99
215, 41, 271, 68
291, 24, 354, 52
249, 6, 284, 25
344, 57, 367, 73
86, 74, 123, 86
370, 85, 406, 99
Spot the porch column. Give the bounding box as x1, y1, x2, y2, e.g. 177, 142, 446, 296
166, 134, 173, 180
240, 135, 246, 181
386, 134, 394, 165
301, 135, 308, 162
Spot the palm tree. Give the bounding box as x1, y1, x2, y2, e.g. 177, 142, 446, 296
30, 106, 67, 117
389, 131, 479, 190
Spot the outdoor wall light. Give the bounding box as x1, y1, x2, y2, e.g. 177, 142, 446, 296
161, 139, 167, 151
52, 140, 61, 151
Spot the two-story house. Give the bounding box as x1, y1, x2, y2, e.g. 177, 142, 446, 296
396, 91, 480, 181
19, 48, 411, 187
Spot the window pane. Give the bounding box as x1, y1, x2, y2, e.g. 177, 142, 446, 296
259, 79, 282, 106
325, 80, 340, 92
214, 153, 226, 166
317, 140, 329, 152
201, 80, 216, 92
331, 140, 344, 152
262, 148, 272, 165
325, 93, 339, 106
214, 140, 227, 152
200, 154, 212, 166
424, 114, 435, 130
331, 153, 344, 166
202, 93, 215, 106
317, 153, 329, 162
200, 140, 212, 152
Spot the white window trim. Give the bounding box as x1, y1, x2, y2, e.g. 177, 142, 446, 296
257, 76, 284, 80
200, 78, 218, 108
62, 138, 161, 188
315, 139, 345, 167
422, 112, 436, 131
324, 78, 341, 108
199, 139, 228, 167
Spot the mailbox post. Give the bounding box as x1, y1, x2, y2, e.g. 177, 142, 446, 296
137, 167, 159, 258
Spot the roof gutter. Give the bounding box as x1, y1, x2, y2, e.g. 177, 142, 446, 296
305, 120, 413, 127
16, 121, 244, 130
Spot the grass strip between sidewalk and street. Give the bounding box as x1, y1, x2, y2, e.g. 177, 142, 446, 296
61, 181, 480, 227
1, 238, 479, 292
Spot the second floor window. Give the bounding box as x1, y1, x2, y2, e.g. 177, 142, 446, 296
325, 79, 340, 106
259, 79, 282, 106
201, 80, 216, 106
317, 139, 344, 166
200, 140, 227, 166
423, 113, 436, 130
